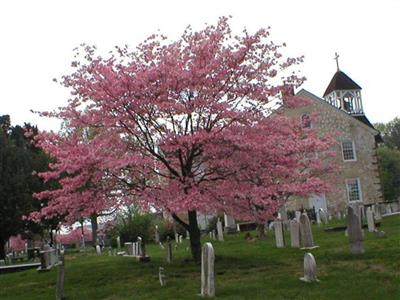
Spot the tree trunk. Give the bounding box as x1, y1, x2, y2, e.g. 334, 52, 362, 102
257, 223, 266, 240
90, 214, 98, 247
188, 210, 201, 263
0, 238, 6, 260
171, 210, 202, 263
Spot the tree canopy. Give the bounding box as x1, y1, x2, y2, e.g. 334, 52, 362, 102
30, 17, 336, 261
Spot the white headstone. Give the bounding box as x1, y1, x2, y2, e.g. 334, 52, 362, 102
201, 243, 215, 297
300, 253, 319, 282
96, 245, 101, 255
216, 219, 224, 242
366, 207, 375, 232
316, 210, 321, 224
159, 267, 166, 286
295, 211, 301, 222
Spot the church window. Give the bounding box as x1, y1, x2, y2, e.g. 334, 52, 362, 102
342, 141, 356, 161
346, 178, 362, 202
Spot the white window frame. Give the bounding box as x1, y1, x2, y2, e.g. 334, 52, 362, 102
345, 178, 363, 202
341, 140, 357, 162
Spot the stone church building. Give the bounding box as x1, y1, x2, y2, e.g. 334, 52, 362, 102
285, 68, 383, 214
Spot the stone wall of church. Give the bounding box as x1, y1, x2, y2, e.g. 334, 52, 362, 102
284, 93, 383, 214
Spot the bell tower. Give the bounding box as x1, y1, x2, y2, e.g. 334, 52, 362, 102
323, 53, 364, 115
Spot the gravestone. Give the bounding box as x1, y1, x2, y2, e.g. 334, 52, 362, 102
201, 242, 215, 297
155, 226, 160, 243
125, 242, 133, 256
319, 208, 328, 224
224, 213, 237, 233
159, 267, 166, 286
175, 232, 179, 244
186, 230, 190, 239
216, 219, 224, 242
159, 242, 165, 249
179, 235, 183, 243
211, 231, 216, 241
116, 236, 121, 249
236, 224, 241, 232
137, 237, 143, 257
289, 220, 300, 248
96, 245, 101, 255
295, 211, 301, 222
274, 221, 285, 248
299, 253, 319, 282
346, 206, 365, 255
56, 250, 65, 300
366, 207, 375, 232
38, 248, 59, 272
299, 213, 317, 249
166, 237, 172, 263
316, 210, 321, 225
336, 211, 342, 220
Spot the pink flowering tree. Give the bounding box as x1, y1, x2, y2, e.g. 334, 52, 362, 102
30, 127, 144, 244
33, 17, 336, 262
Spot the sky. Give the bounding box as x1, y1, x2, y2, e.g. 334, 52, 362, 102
1, 0, 399, 131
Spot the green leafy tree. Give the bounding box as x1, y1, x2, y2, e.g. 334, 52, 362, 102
0, 115, 56, 259
375, 117, 400, 201
377, 147, 400, 201
375, 117, 400, 150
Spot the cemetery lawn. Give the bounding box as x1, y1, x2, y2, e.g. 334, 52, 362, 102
1, 216, 399, 300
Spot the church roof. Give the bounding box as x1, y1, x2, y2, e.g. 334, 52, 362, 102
323, 71, 362, 97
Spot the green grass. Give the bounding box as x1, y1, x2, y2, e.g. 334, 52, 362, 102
1, 216, 399, 300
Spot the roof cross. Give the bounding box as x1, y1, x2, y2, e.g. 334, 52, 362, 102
334, 52, 340, 71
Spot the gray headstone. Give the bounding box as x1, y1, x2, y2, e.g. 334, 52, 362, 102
223, 213, 237, 232
116, 236, 121, 249
299, 213, 316, 249
155, 226, 160, 243
366, 207, 375, 232
300, 253, 319, 282
124, 242, 133, 256
290, 220, 300, 248
186, 230, 190, 239
201, 242, 215, 297
347, 206, 365, 255
274, 221, 285, 248
236, 224, 241, 232
319, 208, 328, 224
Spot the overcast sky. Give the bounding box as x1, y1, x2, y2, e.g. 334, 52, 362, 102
1, 0, 399, 131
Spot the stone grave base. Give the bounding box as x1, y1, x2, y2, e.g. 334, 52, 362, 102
299, 277, 320, 282
300, 246, 320, 250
